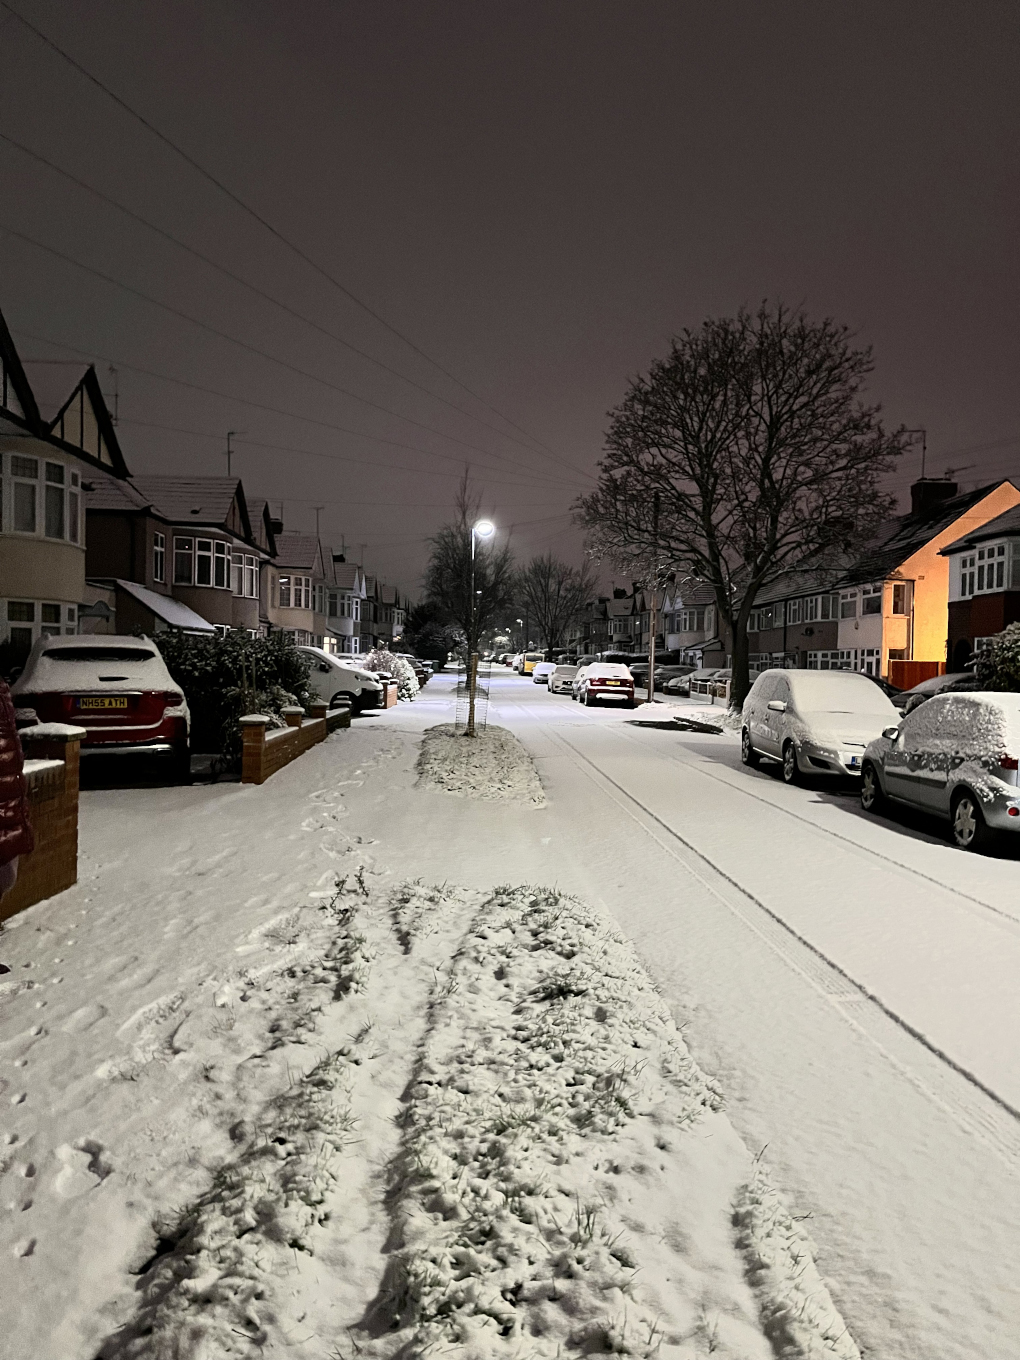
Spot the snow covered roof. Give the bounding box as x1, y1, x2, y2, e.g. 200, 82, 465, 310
940, 503, 1020, 555
131, 476, 243, 526
115, 579, 216, 632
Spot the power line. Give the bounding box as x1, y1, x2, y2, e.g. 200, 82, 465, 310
1, 221, 589, 489
0, 128, 595, 482
0, 0, 594, 483
10, 325, 583, 493
114, 415, 577, 494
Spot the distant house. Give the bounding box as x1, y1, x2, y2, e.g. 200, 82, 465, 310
739, 477, 1020, 679
263, 532, 329, 646
662, 584, 723, 666
941, 503, 1020, 669
85, 473, 272, 636
1, 309, 130, 660
326, 560, 366, 654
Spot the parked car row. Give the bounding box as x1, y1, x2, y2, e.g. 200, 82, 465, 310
740, 667, 1020, 852
10, 635, 424, 785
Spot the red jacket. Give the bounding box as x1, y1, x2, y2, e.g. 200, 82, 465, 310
0, 680, 34, 866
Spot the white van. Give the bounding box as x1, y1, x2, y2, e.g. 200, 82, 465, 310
298, 647, 384, 714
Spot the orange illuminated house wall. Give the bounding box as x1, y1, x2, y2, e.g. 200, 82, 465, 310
898, 482, 1020, 663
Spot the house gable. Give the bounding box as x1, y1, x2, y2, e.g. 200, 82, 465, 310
0, 311, 40, 428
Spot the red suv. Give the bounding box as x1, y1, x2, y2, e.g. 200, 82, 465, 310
13, 635, 191, 778
577, 663, 636, 708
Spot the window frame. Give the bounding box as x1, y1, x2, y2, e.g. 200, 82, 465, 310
153, 531, 166, 583
173, 536, 195, 585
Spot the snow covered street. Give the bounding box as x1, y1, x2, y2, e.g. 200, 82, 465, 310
1, 668, 1018, 1358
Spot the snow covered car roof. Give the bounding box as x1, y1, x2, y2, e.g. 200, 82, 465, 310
783, 669, 898, 716
12, 635, 178, 695
585, 663, 632, 677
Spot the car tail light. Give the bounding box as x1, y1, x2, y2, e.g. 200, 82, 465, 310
1000, 755, 1019, 770
163, 691, 184, 706
1009, 807, 1020, 818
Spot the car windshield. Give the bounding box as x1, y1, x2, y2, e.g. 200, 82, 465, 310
553, 665, 577, 674
789, 673, 896, 715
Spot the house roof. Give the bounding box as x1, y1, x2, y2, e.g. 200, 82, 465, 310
940, 502, 1020, 555
835, 481, 1019, 587
114, 579, 215, 633
332, 562, 363, 592
273, 532, 321, 572
83, 468, 153, 513
606, 597, 634, 617
379, 584, 398, 605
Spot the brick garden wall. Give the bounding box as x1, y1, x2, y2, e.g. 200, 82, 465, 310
241, 703, 351, 785
1, 734, 80, 923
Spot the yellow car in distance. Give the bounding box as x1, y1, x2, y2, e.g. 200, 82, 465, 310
519, 652, 545, 675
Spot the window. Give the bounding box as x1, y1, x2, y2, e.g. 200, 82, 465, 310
173, 536, 194, 585
195, 538, 213, 586
215, 541, 230, 588
7, 601, 34, 622
352, 595, 361, 622
840, 592, 857, 618
11, 455, 38, 533
245, 556, 259, 599
44, 462, 66, 539
959, 543, 1009, 598
314, 583, 326, 614
787, 598, 803, 625
279, 575, 291, 607
349, 636, 360, 654
153, 532, 166, 583
892, 583, 906, 614
806, 649, 854, 671
860, 647, 880, 675
861, 585, 882, 616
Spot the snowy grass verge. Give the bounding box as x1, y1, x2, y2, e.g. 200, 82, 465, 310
98, 895, 374, 1359
733, 1163, 861, 1360
416, 724, 546, 805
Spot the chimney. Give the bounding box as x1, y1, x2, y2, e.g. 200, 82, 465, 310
910, 478, 957, 517
268, 515, 284, 537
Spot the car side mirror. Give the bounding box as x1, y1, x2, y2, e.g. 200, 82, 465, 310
882, 725, 901, 740
767, 700, 787, 713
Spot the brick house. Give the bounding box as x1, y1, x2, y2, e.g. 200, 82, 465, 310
662, 583, 724, 665
1, 309, 131, 662
941, 503, 1020, 669
326, 560, 367, 654
263, 532, 329, 645
85, 472, 273, 635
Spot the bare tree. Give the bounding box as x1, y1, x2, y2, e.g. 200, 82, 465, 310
517, 554, 599, 658
423, 473, 517, 656
577, 303, 909, 708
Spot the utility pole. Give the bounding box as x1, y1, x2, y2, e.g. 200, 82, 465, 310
108, 366, 119, 425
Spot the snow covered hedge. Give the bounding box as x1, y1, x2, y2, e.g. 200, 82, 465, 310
363, 647, 420, 700
976, 622, 1020, 691
154, 630, 313, 756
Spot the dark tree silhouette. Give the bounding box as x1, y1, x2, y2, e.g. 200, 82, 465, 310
423, 474, 517, 655
578, 303, 909, 707
517, 554, 599, 658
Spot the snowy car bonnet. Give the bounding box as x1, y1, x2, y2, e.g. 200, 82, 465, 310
784, 671, 899, 745
13, 637, 177, 695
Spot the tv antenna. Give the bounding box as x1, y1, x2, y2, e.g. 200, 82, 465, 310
313, 505, 325, 539
225, 430, 246, 477
906, 428, 927, 479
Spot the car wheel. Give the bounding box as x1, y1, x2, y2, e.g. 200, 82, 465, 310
860, 762, 884, 813
782, 741, 799, 785
952, 791, 994, 852
584, 691, 595, 707
741, 728, 759, 767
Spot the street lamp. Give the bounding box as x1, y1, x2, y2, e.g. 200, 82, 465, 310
467, 519, 495, 735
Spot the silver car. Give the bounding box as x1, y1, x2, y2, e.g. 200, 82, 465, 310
742, 668, 900, 782
861, 691, 1020, 851
549, 663, 578, 694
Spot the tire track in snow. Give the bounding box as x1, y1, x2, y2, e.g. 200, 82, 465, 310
528, 720, 1020, 1173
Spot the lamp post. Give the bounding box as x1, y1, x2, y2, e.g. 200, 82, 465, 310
467, 519, 495, 736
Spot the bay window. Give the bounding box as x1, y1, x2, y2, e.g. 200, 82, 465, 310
153, 532, 165, 583
173, 536, 194, 584
215, 541, 230, 588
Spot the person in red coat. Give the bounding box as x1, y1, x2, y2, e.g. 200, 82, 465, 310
0, 677, 34, 904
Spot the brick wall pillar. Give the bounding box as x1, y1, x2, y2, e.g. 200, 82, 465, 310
282, 706, 304, 728
2, 725, 84, 921
240, 715, 270, 785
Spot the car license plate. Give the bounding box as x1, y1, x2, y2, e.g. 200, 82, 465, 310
76, 697, 129, 710
605, 680, 621, 686
845, 754, 860, 768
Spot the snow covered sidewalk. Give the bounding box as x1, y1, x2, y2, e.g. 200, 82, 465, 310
0, 710, 857, 1359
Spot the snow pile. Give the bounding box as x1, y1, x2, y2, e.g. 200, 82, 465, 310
733, 1162, 861, 1360
416, 724, 546, 805
373, 884, 850, 1359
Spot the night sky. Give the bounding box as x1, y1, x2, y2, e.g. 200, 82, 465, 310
2, 1, 1018, 594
